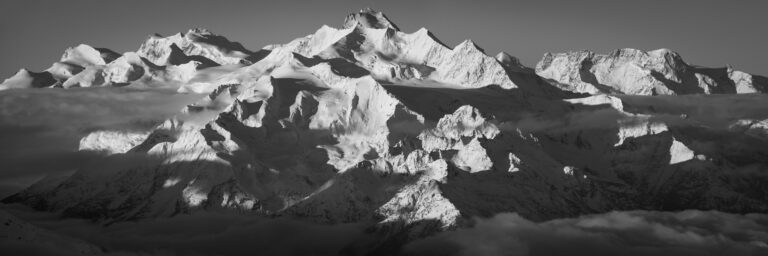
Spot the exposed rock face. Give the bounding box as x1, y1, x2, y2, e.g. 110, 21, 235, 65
3, 8, 768, 254
536, 48, 768, 95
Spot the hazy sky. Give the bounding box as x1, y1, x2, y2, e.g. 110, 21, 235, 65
1, 0, 766, 77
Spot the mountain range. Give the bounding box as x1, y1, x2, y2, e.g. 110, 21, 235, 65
2, 8, 768, 255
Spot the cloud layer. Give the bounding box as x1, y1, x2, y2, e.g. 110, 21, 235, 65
404, 210, 768, 256
4, 205, 767, 256
2, 205, 373, 256
498, 93, 768, 134
619, 93, 768, 128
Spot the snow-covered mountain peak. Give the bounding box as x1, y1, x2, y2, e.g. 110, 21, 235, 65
0, 68, 56, 90
343, 8, 399, 30
605, 48, 686, 70
60, 44, 108, 67
186, 27, 214, 36
537, 48, 767, 95
454, 39, 486, 54
138, 28, 252, 66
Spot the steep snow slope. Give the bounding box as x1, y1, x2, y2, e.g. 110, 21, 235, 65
537, 48, 768, 95
3, 8, 768, 253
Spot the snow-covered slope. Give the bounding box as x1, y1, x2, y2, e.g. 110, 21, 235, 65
3, 8, 768, 252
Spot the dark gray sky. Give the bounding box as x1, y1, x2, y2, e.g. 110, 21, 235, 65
1, 0, 766, 77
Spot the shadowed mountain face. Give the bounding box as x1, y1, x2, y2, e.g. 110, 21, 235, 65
2, 8, 768, 256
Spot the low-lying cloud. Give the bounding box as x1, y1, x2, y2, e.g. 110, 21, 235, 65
2, 205, 373, 256
0, 87, 204, 197
619, 93, 768, 128
0, 87, 202, 131
404, 210, 768, 256
4, 206, 768, 256
495, 93, 768, 134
